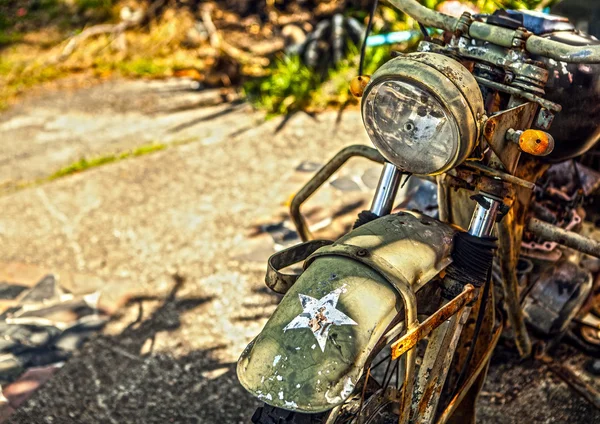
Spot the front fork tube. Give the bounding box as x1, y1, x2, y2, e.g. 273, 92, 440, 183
370, 162, 402, 216
369, 160, 501, 422
412, 195, 501, 423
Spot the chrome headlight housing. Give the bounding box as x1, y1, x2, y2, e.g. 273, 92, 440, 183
362, 52, 485, 175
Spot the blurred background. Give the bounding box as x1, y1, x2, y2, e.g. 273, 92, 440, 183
0, 0, 600, 423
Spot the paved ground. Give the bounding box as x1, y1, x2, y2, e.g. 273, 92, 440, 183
0, 79, 598, 423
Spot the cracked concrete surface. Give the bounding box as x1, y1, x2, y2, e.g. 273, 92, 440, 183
1, 79, 598, 423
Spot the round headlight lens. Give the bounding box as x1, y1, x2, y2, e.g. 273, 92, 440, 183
363, 79, 460, 175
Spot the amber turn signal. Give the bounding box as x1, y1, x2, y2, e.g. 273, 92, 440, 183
350, 75, 370, 98
518, 129, 554, 156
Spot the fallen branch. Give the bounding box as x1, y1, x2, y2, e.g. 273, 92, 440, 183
55, 0, 166, 62
200, 5, 269, 67
58, 21, 134, 61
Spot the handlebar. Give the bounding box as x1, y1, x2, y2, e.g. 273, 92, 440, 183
387, 0, 600, 63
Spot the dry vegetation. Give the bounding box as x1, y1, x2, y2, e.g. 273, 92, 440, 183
0, 0, 556, 111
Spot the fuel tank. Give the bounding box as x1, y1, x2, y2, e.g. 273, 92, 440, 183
496, 10, 600, 162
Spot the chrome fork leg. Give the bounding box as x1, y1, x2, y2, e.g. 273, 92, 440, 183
370, 162, 402, 216
468, 195, 501, 237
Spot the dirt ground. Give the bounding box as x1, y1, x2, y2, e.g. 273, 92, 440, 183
1, 79, 599, 423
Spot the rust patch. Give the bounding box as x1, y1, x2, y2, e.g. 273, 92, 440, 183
309, 307, 327, 333
391, 285, 475, 360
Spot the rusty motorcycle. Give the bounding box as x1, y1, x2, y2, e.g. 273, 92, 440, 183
238, 1, 600, 423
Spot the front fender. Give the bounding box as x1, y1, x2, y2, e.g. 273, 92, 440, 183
237, 211, 457, 413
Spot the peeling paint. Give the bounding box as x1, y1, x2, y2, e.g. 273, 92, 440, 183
283, 285, 357, 352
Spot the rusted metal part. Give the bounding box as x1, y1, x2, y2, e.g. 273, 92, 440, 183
495, 158, 549, 357
413, 307, 469, 424
265, 240, 334, 294
437, 316, 502, 424
497, 191, 532, 357
481, 102, 539, 174
436, 175, 450, 223
547, 360, 600, 411
460, 162, 535, 190
579, 312, 600, 347
475, 77, 561, 113
522, 209, 581, 255
390, 285, 475, 360
509, 60, 548, 94
290, 145, 386, 242
510, 27, 530, 51
454, 12, 472, 37
527, 218, 600, 259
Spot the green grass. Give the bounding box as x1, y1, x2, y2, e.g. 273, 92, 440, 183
0, 138, 204, 196
48, 142, 169, 180
243, 41, 398, 116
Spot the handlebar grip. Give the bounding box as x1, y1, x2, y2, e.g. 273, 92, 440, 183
526, 36, 600, 63
387, 0, 600, 64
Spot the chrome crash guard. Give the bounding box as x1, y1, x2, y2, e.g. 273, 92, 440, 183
238, 146, 501, 423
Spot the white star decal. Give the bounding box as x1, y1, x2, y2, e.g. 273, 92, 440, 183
283, 286, 357, 352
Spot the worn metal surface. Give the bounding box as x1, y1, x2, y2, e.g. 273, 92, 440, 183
496, 158, 550, 357
290, 145, 385, 242
527, 218, 600, 259
389, 0, 600, 63
438, 313, 502, 424
475, 77, 561, 113
460, 162, 535, 190
237, 212, 456, 413
497, 203, 532, 357
265, 240, 334, 294
413, 309, 467, 424
481, 102, 538, 174
391, 285, 475, 360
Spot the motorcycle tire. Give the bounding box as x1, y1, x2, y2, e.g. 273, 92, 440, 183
251, 404, 327, 424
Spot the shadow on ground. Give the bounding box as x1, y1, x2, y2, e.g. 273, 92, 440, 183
7, 277, 263, 424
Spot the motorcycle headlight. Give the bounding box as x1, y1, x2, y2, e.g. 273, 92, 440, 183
362, 53, 485, 175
